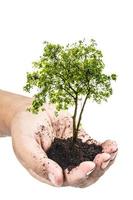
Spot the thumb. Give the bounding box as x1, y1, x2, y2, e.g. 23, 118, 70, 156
29, 157, 64, 187
12, 135, 63, 187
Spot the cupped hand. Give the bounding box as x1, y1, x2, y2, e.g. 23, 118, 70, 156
11, 103, 118, 187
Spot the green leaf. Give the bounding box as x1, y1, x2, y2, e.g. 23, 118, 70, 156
111, 73, 117, 81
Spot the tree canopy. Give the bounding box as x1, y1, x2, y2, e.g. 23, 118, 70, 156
24, 39, 116, 115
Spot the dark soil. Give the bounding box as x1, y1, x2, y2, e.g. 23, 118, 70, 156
47, 137, 103, 171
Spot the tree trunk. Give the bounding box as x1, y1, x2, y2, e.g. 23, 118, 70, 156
72, 97, 78, 143
72, 94, 89, 144
76, 94, 88, 133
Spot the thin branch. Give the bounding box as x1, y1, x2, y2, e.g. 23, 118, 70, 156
60, 72, 77, 94
56, 72, 77, 96
64, 62, 78, 94
62, 86, 76, 99
68, 82, 77, 94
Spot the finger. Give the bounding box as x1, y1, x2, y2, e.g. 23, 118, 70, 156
102, 140, 118, 153
64, 161, 95, 186
74, 153, 111, 188
12, 135, 63, 186
84, 152, 115, 186
76, 152, 117, 188
101, 140, 118, 160
66, 144, 117, 188
35, 124, 55, 151
43, 103, 57, 124
104, 153, 117, 171
54, 111, 73, 139
93, 152, 111, 170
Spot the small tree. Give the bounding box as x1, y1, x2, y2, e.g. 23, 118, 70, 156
23, 39, 117, 143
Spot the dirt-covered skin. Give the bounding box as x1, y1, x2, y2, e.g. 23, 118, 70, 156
0, 90, 118, 187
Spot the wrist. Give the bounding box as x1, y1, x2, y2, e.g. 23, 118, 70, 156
0, 90, 32, 136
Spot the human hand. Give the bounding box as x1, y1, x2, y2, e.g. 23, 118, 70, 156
11, 104, 118, 187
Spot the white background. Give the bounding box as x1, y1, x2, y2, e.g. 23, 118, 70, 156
0, 0, 132, 199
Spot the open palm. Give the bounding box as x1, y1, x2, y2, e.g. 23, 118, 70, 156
11, 103, 118, 187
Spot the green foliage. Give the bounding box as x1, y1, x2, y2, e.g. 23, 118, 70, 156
24, 39, 117, 141
24, 39, 117, 114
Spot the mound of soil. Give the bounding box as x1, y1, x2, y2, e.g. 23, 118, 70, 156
47, 137, 103, 171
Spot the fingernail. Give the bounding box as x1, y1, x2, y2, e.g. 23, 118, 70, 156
101, 160, 110, 169
86, 168, 95, 176
48, 173, 57, 186
110, 152, 117, 160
